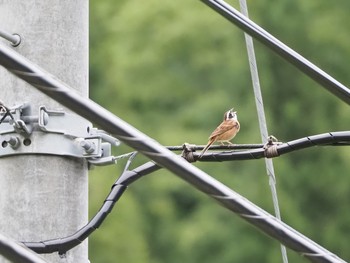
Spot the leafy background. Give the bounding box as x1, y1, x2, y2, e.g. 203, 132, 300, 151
89, 0, 350, 262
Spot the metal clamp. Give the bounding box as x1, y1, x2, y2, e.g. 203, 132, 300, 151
0, 103, 120, 166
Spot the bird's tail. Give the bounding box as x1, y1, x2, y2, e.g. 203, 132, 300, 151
198, 140, 214, 158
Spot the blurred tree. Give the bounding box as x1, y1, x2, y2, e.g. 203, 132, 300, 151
89, 0, 350, 262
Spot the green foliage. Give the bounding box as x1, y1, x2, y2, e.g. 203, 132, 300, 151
89, 0, 350, 262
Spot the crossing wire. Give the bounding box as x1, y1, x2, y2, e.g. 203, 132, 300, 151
238, 0, 288, 262
0, 42, 347, 263
201, 0, 350, 105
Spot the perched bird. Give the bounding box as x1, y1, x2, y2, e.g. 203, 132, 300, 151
199, 108, 240, 158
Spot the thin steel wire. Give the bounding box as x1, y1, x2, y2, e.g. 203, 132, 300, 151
239, 1, 288, 262
166, 143, 264, 151
0, 37, 347, 262
122, 152, 138, 173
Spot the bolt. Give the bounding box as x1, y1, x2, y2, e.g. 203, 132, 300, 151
7, 136, 20, 149
80, 140, 95, 154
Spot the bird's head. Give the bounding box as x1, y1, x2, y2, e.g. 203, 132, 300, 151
224, 108, 237, 121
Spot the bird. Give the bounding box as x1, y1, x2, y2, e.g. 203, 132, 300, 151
199, 108, 240, 158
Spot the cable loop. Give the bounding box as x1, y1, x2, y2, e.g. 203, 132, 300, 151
181, 143, 196, 163
264, 144, 279, 158
263, 135, 280, 158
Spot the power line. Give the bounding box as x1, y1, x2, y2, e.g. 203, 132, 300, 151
0, 233, 48, 263
192, 131, 350, 161
0, 43, 346, 263
200, 0, 350, 105
20, 131, 350, 255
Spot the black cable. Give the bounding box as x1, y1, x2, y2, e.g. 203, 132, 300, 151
0, 44, 347, 262
22, 161, 159, 255
22, 131, 349, 255
195, 131, 350, 162
166, 143, 264, 151
200, 0, 350, 105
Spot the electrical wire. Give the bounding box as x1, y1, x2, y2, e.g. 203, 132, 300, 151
238, 1, 288, 261
22, 161, 158, 254
22, 128, 349, 260
0, 233, 48, 263
194, 131, 350, 162
20, 131, 349, 255
200, 0, 350, 105
0, 33, 348, 263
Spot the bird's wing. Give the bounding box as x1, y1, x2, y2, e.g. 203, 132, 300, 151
209, 120, 237, 139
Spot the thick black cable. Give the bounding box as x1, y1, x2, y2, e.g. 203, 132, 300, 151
0, 44, 347, 262
23, 184, 127, 254
196, 131, 350, 162
200, 0, 350, 105
22, 161, 159, 255
20, 131, 349, 254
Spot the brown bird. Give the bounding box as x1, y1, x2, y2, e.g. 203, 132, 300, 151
199, 108, 240, 158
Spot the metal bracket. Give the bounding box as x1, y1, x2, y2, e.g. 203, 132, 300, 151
0, 104, 120, 166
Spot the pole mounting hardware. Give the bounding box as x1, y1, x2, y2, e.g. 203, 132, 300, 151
0, 103, 120, 166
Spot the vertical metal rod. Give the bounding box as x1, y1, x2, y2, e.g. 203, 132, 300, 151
200, 0, 350, 105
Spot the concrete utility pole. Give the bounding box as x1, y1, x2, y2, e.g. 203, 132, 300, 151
0, 1, 89, 263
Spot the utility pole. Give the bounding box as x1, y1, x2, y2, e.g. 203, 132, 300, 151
0, 1, 89, 262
